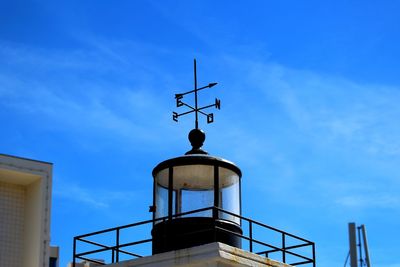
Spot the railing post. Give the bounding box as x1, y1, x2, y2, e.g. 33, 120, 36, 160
116, 228, 120, 262
73, 237, 76, 267
312, 242, 316, 267
212, 206, 218, 242
112, 248, 115, 263
282, 233, 286, 263
249, 221, 253, 252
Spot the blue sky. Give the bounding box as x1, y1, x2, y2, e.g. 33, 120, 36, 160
1, 0, 400, 266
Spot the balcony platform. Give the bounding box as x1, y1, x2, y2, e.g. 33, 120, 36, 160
102, 242, 292, 267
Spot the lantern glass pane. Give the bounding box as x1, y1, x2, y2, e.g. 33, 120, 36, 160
180, 189, 213, 217
219, 170, 240, 225
155, 183, 168, 220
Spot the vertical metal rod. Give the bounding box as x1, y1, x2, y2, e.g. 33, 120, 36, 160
194, 59, 198, 129
168, 167, 173, 220
239, 176, 242, 226
357, 226, 363, 267
176, 189, 182, 216
73, 237, 76, 267
112, 248, 115, 263
213, 165, 219, 219
348, 222, 358, 267
249, 221, 253, 252
282, 233, 286, 263
116, 228, 120, 262
212, 165, 218, 243
312, 243, 316, 267
361, 225, 371, 267
152, 175, 156, 224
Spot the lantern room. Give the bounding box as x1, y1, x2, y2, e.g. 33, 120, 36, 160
151, 128, 243, 254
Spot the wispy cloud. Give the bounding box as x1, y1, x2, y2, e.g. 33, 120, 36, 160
54, 183, 109, 209
336, 194, 400, 209
220, 56, 400, 158
0, 40, 173, 149
53, 181, 142, 210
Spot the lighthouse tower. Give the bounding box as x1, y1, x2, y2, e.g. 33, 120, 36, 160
72, 60, 316, 267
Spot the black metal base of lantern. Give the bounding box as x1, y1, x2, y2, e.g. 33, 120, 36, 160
151, 217, 242, 254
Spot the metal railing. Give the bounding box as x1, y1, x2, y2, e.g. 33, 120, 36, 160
73, 207, 315, 266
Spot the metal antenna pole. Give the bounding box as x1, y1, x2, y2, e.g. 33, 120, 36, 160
357, 226, 364, 266
361, 225, 371, 267
194, 59, 198, 129
349, 223, 358, 267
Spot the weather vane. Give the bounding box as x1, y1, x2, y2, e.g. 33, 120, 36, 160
173, 59, 221, 129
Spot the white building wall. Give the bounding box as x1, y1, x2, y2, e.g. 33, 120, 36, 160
0, 154, 52, 267
24, 178, 43, 267
0, 181, 25, 267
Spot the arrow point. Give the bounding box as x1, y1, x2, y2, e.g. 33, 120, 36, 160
209, 82, 218, 88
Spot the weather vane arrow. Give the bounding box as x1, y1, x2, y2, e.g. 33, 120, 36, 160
172, 59, 221, 129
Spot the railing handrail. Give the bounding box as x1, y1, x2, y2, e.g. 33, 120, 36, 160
73, 206, 315, 266
212, 206, 314, 244
75, 206, 213, 239
76, 206, 312, 243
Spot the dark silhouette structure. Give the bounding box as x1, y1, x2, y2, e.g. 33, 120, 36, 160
72, 60, 316, 267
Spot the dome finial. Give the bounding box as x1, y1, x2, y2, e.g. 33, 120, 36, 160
185, 128, 208, 155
